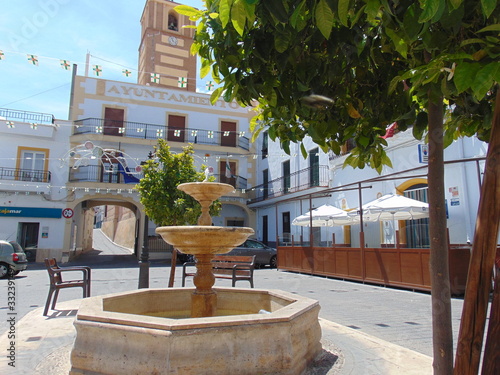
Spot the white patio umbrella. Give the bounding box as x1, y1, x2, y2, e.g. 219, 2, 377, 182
349, 194, 429, 222
292, 204, 357, 227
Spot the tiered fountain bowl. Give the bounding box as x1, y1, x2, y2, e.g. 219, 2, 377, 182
70, 182, 322, 375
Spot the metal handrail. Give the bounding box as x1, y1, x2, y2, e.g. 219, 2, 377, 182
73, 118, 250, 150
0, 108, 55, 124
248, 165, 329, 203
0, 167, 51, 183
68, 165, 248, 189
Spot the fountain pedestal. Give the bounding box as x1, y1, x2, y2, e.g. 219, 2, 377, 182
191, 253, 217, 317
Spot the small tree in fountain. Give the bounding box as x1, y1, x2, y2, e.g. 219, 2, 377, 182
136, 139, 221, 286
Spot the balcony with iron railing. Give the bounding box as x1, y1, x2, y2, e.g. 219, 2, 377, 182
0, 108, 55, 124
0, 167, 51, 183
248, 165, 329, 204
68, 165, 248, 190
73, 118, 250, 151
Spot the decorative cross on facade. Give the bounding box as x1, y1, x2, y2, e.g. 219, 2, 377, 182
151, 73, 160, 83
207, 130, 214, 138
174, 129, 181, 137
156, 129, 163, 137
223, 131, 230, 136
6, 121, 15, 128
30, 123, 38, 129
178, 77, 187, 88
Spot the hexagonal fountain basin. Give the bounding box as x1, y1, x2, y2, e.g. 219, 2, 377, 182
70, 287, 322, 375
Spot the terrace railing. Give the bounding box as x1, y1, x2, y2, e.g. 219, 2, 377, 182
0, 108, 55, 124
0, 167, 51, 183
248, 165, 329, 203
73, 118, 250, 150
68, 165, 248, 190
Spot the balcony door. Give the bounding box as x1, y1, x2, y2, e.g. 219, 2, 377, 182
219, 160, 236, 187
167, 115, 186, 142
220, 121, 236, 147
309, 148, 319, 187
104, 107, 124, 136
282, 160, 290, 193
20, 149, 47, 182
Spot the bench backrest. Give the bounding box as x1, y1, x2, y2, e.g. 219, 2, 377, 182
213, 255, 255, 265
45, 258, 62, 284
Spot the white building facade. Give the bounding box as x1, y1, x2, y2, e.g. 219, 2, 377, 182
0, 109, 73, 261
66, 75, 257, 259
250, 129, 491, 249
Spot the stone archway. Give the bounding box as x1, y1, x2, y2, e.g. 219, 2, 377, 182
62, 195, 145, 261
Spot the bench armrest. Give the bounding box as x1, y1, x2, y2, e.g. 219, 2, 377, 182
182, 262, 196, 271
232, 264, 253, 270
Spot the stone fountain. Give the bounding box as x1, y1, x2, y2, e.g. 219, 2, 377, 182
70, 182, 322, 375
156, 182, 254, 318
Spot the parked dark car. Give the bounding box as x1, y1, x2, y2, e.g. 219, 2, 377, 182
226, 239, 277, 268
0, 241, 28, 278
177, 239, 277, 268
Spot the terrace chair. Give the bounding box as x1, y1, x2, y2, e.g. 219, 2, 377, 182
43, 258, 91, 316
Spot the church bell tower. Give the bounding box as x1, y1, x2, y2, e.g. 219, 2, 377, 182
138, 0, 197, 91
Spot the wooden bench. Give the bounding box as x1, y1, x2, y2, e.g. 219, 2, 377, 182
182, 255, 255, 288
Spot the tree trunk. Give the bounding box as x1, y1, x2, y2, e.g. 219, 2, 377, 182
455, 89, 500, 375
481, 259, 500, 374
428, 94, 454, 374
168, 249, 178, 287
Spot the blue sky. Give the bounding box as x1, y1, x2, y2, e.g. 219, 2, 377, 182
0, 0, 205, 120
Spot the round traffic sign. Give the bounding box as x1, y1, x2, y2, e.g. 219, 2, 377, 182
62, 208, 74, 219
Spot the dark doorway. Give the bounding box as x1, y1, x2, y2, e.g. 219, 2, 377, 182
19, 222, 39, 261
167, 115, 186, 142
219, 160, 236, 187
104, 108, 124, 136
283, 160, 290, 193
309, 148, 319, 187
220, 121, 237, 147
282, 211, 291, 243
263, 169, 269, 200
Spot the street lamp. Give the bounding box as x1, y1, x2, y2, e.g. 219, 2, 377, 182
138, 151, 154, 289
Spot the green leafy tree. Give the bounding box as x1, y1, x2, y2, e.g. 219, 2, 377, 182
136, 139, 221, 286
137, 139, 220, 226
177, 1, 499, 373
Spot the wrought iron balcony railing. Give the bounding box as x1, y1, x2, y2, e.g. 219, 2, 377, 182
68, 165, 248, 190
0, 108, 55, 124
68, 165, 139, 184
248, 165, 329, 203
73, 118, 250, 150
0, 167, 51, 183
212, 174, 247, 190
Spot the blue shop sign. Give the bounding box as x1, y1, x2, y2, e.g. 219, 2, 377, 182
0, 206, 62, 218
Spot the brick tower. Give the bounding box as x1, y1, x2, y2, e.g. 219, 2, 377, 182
138, 0, 197, 91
